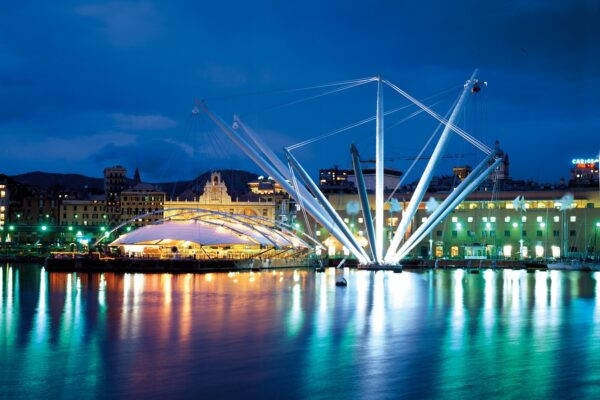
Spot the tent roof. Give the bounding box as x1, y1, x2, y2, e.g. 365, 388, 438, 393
109, 220, 307, 248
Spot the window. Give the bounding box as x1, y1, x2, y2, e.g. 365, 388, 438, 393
490, 231, 496, 237
490, 217, 496, 222
452, 230, 457, 238
504, 216, 510, 222
482, 217, 488, 222
570, 230, 576, 237
467, 217, 473, 223
421, 217, 428, 223
467, 230, 473, 237
553, 230, 559, 237
554, 216, 559, 222
536, 216, 543, 222
452, 217, 458, 223
537, 230, 543, 237
522, 216, 527, 222
358, 217, 364, 223
522, 230, 527, 237
481, 231, 487, 238
504, 230, 510, 237
570, 216, 576, 222
436, 230, 442, 237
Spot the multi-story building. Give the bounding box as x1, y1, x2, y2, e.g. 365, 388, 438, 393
104, 165, 127, 224
165, 172, 277, 223
120, 183, 165, 226
314, 188, 600, 260
60, 196, 108, 227
570, 157, 599, 187
319, 166, 403, 193
248, 176, 294, 224
0, 175, 11, 234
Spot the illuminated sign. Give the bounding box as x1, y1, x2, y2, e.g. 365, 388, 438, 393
572, 158, 599, 165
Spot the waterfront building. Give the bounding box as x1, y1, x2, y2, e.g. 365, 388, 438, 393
247, 176, 294, 224
315, 188, 600, 260
120, 182, 165, 226
165, 172, 277, 223
319, 166, 402, 193
0, 176, 9, 232
569, 157, 599, 187
104, 165, 127, 224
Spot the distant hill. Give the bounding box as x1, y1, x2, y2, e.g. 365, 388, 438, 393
10, 169, 259, 198
11, 171, 105, 191
158, 169, 259, 199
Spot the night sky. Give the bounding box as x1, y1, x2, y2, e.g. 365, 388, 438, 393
1, 1, 598, 183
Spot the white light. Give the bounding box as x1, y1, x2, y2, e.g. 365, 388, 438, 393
535, 245, 544, 258
540, 222, 546, 228
503, 245, 512, 258
505, 216, 510, 222
512, 222, 518, 228
456, 222, 462, 229
485, 222, 491, 229
468, 217, 473, 222
551, 245, 560, 258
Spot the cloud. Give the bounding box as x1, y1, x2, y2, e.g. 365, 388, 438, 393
111, 113, 178, 130
90, 137, 253, 180
75, 1, 160, 47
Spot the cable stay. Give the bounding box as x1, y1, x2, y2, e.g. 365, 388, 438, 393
382, 78, 492, 155
286, 92, 453, 152
202, 76, 378, 102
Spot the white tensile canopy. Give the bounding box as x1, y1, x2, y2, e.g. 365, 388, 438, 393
109, 220, 307, 248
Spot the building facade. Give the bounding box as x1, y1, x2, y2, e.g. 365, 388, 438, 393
165, 172, 277, 223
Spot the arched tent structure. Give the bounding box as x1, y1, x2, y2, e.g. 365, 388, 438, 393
108, 210, 312, 260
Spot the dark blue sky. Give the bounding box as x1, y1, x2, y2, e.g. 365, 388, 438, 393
1, 0, 598, 183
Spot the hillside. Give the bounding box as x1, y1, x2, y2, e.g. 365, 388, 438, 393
10, 169, 259, 198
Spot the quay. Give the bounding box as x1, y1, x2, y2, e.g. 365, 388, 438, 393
44, 254, 316, 273
43, 254, 546, 274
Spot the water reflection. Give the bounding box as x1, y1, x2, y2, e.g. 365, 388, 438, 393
2, 264, 600, 399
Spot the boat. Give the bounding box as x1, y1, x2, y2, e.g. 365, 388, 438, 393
548, 259, 600, 271
335, 277, 347, 286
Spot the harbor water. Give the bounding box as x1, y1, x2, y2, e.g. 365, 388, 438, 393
2, 264, 600, 399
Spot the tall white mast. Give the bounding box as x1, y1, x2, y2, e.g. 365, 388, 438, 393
375, 77, 385, 263
385, 70, 479, 263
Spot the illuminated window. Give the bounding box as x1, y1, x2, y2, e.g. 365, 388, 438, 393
506, 203, 514, 209
451, 246, 459, 257
536, 216, 543, 222
504, 216, 510, 222
467, 217, 473, 222
316, 231, 321, 236
482, 217, 488, 222
358, 217, 364, 223
435, 246, 443, 258
553, 216, 559, 222
570, 216, 576, 222
344, 218, 349, 223
0, 190, 5, 198
421, 217, 428, 223
490, 217, 496, 222
522, 216, 527, 222
451, 217, 458, 223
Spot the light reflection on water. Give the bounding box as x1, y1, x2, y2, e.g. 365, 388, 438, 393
1, 264, 600, 399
